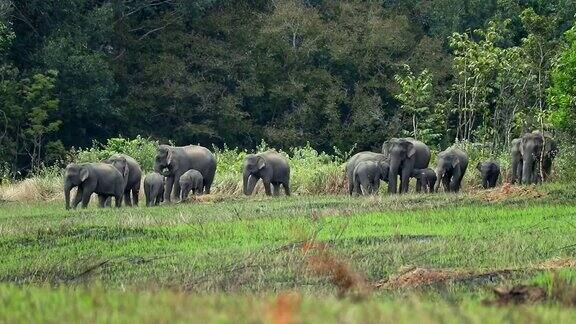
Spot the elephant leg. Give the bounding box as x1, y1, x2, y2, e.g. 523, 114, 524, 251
400, 167, 413, 194
98, 195, 108, 208
81, 189, 93, 208
282, 181, 291, 196
123, 190, 132, 207
172, 173, 183, 201
372, 179, 380, 195
132, 186, 139, 206
348, 175, 354, 196
164, 176, 174, 203
262, 179, 272, 196
442, 176, 450, 192
115, 194, 122, 208
72, 187, 83, 208
272, 183, 280, 196
155, 188, 163, 206
415, 178, 422, 193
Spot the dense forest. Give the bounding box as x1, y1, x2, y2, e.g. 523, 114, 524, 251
0, 0, 575, 175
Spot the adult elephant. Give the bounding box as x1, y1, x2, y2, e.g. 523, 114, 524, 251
154, 144, 217, 202
382, 138, 431, 194
345, 152, 388, 196
64, 163, 125, 209
243, 150, 290, 196
510, 138, 523, 184
434, 147, 469, 193
104, 154, 142, 206
520, 131, 558, 184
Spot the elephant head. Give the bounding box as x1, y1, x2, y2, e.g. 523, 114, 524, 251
243, 154, 266, 195
377, 161, 390, 182
105, 154, 129, 180
63, 163, 89, 210
154, 145, 174, 175
385, 138, 416, 193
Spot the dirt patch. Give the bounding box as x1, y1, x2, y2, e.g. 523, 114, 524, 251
471, 183, 545, 202
485, 285, 548, 306
374, 267, 472, 289
373, 256, 576, 290
538, 257, 576, 269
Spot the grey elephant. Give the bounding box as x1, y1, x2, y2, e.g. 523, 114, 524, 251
352, 160, 389, 195
104, 154, 142, 206
435, 147, 469, 193
510, 138, 523, 184
520, 131, 558, 184
143, 172, 165, 207
64, 163, 125, 209
243, 150, 290, 196
154, 144, 217, 202
345, 152, 388, 196
382, 138, 431, 194
179, 169, 204, 201
477, 161, 500, 189
411, 168, 437, 193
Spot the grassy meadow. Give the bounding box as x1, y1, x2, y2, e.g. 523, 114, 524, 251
1, 182, 576, 322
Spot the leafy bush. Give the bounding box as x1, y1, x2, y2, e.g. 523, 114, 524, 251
73, 136, 158, 171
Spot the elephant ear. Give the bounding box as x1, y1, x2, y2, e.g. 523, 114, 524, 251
80, 168, 90, 182
407, 143, 416, 158
451, 158, 460, 168
256, 156, 266, 170
166, 149, 173, 166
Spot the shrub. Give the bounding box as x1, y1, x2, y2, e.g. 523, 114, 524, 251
73, 136, 158, 171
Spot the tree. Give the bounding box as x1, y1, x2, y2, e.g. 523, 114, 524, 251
548, 22, 576, 135
21, 70, 61, 170
394, 65, 437, 142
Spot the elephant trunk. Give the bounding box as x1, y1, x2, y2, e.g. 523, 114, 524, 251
522, 151, 534, 185
435, 169, 444, 192
154, 162, 164, 174
243, 169, 251, 195
64, 182, 72, 210
388, 159, 400, 194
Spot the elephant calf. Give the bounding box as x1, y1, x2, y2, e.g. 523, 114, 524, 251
243, 150, 290, 196
435, 147, 469, 193
352, 161, 389, 195
64, 163, 125, 209
144, 172, 165, 207
179, 169, 204, 201
476, 161, 500, 189
411, 168, 437, 193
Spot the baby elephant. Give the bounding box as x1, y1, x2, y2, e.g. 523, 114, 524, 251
144, 172, 165, 207
476, 161, 500, 189
179, 169, 204, 201
352, 161, 389, 195
411, 168, 437, 193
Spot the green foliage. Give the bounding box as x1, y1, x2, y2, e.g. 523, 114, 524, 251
1, 0, 576, 174
394, 66, 442, 144
548, 23, 576, 134
74, 136, 158, 171
21, 70, 61, 170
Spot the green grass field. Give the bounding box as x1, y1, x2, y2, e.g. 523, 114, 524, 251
1, 183, 576, 322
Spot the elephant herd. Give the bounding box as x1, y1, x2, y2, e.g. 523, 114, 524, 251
63, 130, 557, 209
347, 131, 557, 196
63, 145, 290, 209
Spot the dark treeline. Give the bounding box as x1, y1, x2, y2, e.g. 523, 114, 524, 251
0, 0, 575, 174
